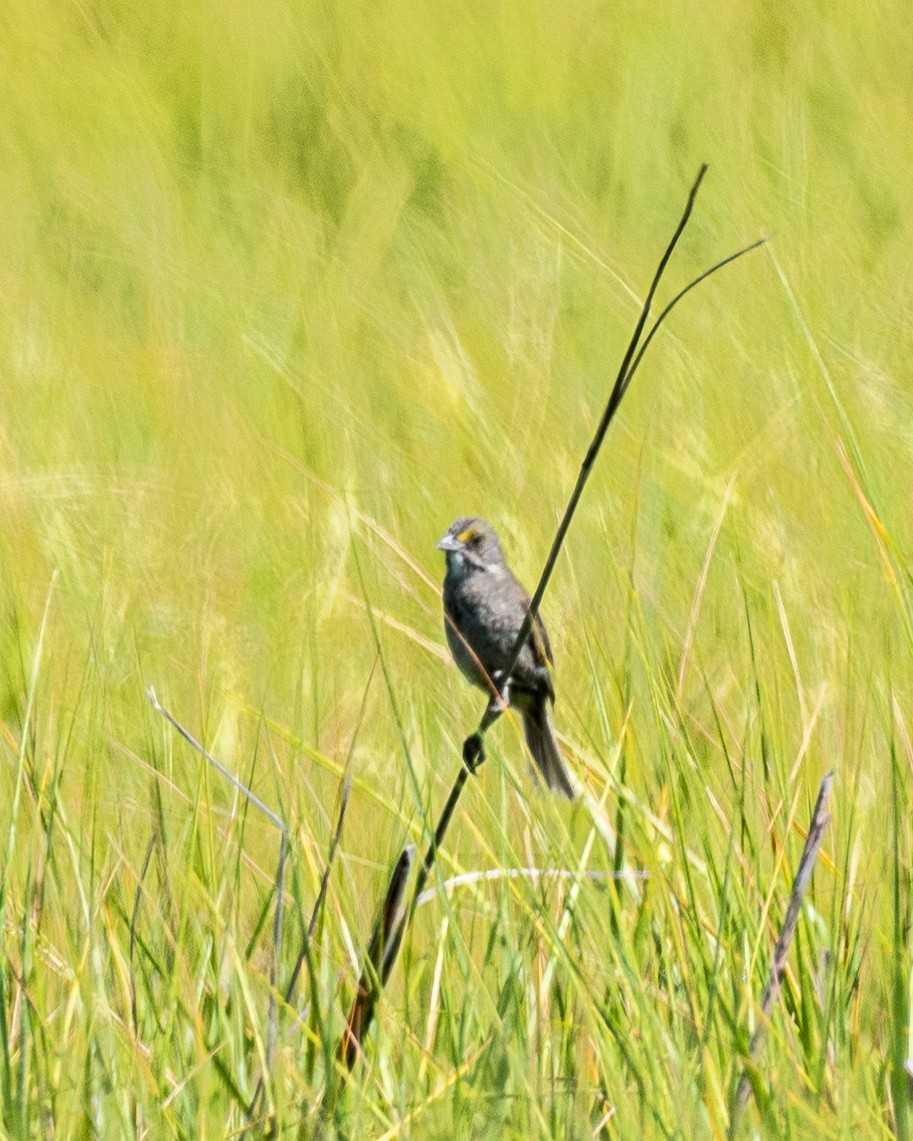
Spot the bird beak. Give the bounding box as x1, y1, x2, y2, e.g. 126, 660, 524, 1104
436, 533, 460, 552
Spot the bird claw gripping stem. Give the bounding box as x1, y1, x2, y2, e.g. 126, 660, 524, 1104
462, 732, 486, 774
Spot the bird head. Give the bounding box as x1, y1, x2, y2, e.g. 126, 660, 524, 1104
436, 517, 504, 574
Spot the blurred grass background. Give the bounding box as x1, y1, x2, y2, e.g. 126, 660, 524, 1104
1, 0, 911, 1136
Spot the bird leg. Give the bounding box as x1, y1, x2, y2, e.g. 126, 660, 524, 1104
488, 669, 511, 710
480, 672, 511, 729
462, 672, 511, 775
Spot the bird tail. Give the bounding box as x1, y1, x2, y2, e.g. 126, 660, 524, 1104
522, 704, 574, 799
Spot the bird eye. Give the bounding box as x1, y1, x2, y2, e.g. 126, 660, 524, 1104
457, 527, 478, 544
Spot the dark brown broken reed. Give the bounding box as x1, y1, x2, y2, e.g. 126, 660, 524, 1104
338, 845, 415, 1069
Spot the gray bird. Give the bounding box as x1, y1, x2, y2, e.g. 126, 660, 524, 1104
437, 517, 574, 799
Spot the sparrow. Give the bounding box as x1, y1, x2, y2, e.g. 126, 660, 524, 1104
437, 517, 574, 799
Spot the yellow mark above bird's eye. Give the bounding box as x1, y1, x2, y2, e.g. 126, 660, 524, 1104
457, 528, 477, 543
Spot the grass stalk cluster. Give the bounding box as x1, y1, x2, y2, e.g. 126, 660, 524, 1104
1, 1, 912, 1137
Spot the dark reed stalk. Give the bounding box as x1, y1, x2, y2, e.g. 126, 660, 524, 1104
340, 165, 766, 1068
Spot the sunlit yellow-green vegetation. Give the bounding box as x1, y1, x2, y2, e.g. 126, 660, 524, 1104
1, 0, 911, 1136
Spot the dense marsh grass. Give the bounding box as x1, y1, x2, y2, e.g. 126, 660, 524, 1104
1, 0, 912, 1136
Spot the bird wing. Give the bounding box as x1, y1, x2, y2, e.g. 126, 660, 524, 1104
511, 579, 556, 704
511, 578, 553, 666
531, 611, 554, 669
